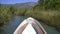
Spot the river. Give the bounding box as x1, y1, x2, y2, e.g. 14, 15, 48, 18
0, 16, 60, 34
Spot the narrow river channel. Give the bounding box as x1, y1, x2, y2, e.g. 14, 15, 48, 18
0, 16, 60, 34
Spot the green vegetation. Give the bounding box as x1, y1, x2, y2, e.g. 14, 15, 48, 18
0, 0, 60, 30
25, 0, 60, 29
38, 0, 60, 10
0, 4, 12, 27
25, 9, 60, 29
0, 4, 27, 28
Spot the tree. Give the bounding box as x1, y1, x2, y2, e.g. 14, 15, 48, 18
8, 6, 17, 15
38, 0, 60, 10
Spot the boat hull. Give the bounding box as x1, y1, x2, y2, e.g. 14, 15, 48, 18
13, 17, 47, 34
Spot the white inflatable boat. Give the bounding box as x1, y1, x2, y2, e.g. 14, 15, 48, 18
13, 17, 47, 34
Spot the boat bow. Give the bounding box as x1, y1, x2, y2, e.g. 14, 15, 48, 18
13, 17, 47, 34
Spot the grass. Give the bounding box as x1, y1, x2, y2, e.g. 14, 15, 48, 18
25, 9, 60, 29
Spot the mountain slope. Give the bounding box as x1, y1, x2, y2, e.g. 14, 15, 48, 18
2, 2, 38, 8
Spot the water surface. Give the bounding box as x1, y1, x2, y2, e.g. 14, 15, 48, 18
0, 16, 60, 34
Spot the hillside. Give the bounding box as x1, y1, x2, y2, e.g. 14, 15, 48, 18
2, 2, 38, 8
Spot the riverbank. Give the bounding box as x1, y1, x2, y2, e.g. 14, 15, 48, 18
0, 4, 60, 30
24, 9, 60, 30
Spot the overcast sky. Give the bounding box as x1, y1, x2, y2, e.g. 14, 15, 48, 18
0, 0, 38, 4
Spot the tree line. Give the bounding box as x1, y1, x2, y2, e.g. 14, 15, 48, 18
38, 0, 60, 10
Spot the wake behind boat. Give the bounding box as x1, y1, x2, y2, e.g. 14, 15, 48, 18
13, 17, 47, 34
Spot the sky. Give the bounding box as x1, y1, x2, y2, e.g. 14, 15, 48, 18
0, 0, 38, 4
